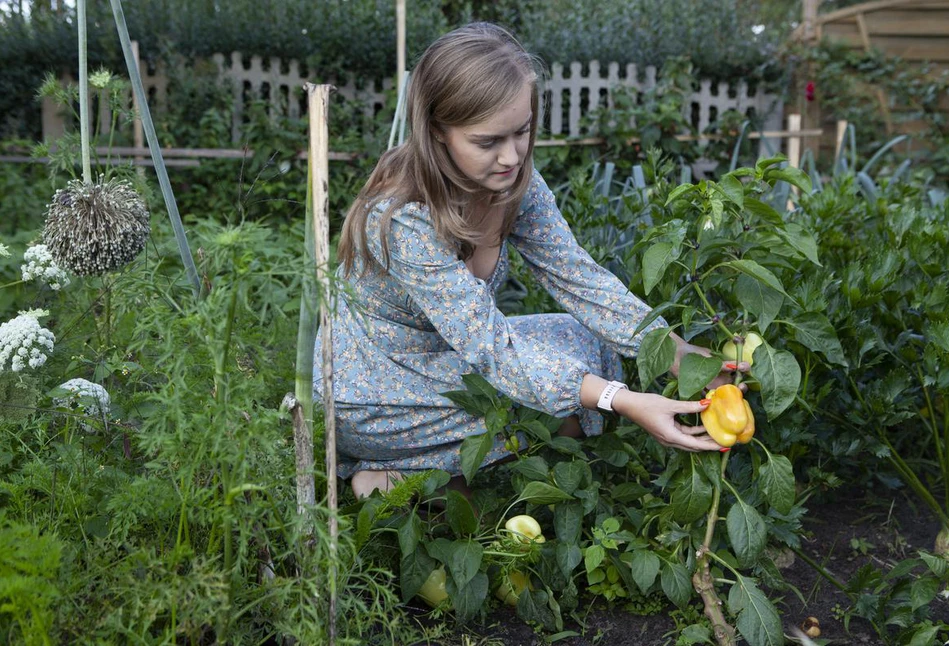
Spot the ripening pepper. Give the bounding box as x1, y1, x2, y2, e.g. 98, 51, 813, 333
700, 384, 755, 447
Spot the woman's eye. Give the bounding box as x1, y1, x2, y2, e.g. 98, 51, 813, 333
477, 141, 496, 149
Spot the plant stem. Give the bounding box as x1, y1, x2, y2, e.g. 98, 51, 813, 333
690, 282, 734, 339
692, 452, 736, 646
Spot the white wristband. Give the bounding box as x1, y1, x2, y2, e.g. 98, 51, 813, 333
596, 380, 628, 412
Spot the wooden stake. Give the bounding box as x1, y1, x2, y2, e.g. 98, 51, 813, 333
131, 40, 145, 177
396, 0, 406, 98
834, 119, 849, 167
305, 82, 338, 646
787, 114, 802, 210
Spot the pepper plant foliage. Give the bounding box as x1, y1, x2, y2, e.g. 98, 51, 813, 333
351, 156, 848, 645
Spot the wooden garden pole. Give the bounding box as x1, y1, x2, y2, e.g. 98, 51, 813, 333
396, 0, 406, 98
787, 114, 802, 210
305, 82, 338, 646
131, 41, 145, 176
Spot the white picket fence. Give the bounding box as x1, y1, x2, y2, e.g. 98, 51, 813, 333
41, 51, 783, 153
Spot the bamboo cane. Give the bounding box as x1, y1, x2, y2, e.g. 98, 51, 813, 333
305, 82, 338, 646
77, 0, 91, 184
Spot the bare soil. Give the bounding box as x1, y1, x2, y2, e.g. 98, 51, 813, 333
416, 488, 948, 646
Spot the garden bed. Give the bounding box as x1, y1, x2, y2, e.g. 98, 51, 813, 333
412, 487, 948, 646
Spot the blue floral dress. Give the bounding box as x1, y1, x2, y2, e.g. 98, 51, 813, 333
318, 170, 666, 478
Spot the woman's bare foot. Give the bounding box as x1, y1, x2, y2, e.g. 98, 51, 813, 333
351, 469, 404, 499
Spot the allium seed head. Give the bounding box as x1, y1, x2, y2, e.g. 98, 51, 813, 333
43, 177, 150, 276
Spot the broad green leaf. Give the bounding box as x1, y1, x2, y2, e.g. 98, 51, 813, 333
398, 512, 423, 557
629, 549, 660, 595
400, 548, 436, 603
785, 312, 848, 367
776, 222, 820, 266
743, 197, 784, 226
660, 561, 692, 608
921, 552, 949, 578
908, 623, 940, 646
734, 274, 783, 333
584, 544, 605, 573
459, 431, 496, 484
552, 461, 586, 494
728, 576, 783, 646
484, 405, 509, 434
759, 454, 795, 515
753, 346, 801, 420
765, 166, 812, 194
518, 481, 574, 505
446, 489, 479, 537
726, 499, 767, 566
447, 538, 483, 589
638, 327, 676, 390
910, 576, 940, 611
517, 588, 556, 632
677, 353, 724, 399
511, 455, 549, 481
665, 182, 695, 205
449, 571, 489, 623
461, 373, 499, 402
716, 174, 744, 209
671, 458, 713, 524
556, 542, 583, 578
723, 260, 789, 298
439, 389, 490, 416
554, 502, 584, 545
516, 419, 552, 443
642, 241, 677, 295
755, 155, 787, 173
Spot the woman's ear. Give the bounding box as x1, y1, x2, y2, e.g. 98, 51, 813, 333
430, 125, 445, 144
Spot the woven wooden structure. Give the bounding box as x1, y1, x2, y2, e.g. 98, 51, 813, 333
792, 0, 949, 158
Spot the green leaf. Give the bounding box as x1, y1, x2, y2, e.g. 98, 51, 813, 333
510, 456, 549, 481
446, 538, 483, 589
921, 551, 949, 578
755, 155, 787, 174
629, 549, 660, 595
775, 222, 820, 266
784, 312, 848, 367
765, 166, 812, 194
671, 458, 713, 524
716, 174, 744, 209
459, 431, 496, 484
910, 576, 940, 611
552, 461, 587, 495
677, 353, 724, 399
400, 548, 435, 602
753, 346, 801, 420
734, 274, 783, 333
728, 576, 783, 646
759, 454, 795, 515
439, 389, 490, 416
449, 571, 489, 623
518, 481, 574, 505
638, 327, 676, 390
446, 489, 479, 537
554, 502, 584, 545
660, 561, 692, 608
665, 182, 695, 206
723, 260, 789, 298
398, 512, 423, 557
642, 242, 677, 295
726, 499, 767, 566
556, 542, 583, 578
743, 197, 784, 226
584, 544, 606, 573
461, 373, 499, 403
907, 623, 940, 646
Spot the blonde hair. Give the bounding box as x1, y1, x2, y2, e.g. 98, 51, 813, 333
338, 22, 542, 275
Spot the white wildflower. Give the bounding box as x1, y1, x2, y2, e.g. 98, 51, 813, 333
54, 378, 111, 432
0, 313, 55, 372
0, 243, 10, 257
21, 244, 71, 290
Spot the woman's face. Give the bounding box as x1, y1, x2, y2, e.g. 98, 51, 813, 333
437, 81, 532, 193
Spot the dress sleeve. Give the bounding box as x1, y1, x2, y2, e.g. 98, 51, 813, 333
509, 170, 667, 357
365, 201, 590, 416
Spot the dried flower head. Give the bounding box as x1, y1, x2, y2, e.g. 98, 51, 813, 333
21, 243, 71, 290
54, 378, 111, 432
43, 177, 150, 276
0, 312, 55, 372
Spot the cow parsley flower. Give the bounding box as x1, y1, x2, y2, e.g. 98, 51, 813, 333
54, 378, 111, 431
21, 244, 71, 290
0, 313, 56, 372
0, 242, 10, 257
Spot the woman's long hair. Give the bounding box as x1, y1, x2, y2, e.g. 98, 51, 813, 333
338, 22, 543, 276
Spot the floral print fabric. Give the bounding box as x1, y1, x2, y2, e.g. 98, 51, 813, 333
317, 170, 665, 478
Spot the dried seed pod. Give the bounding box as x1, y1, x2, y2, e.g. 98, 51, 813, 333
43, 177, 150, 276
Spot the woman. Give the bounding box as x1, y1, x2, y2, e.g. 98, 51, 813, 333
322, 22, 740, 499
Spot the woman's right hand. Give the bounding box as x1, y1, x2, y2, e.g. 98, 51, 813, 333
611, 389, 722, 452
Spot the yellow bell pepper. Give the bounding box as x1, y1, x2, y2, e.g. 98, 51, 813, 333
494, 570, 532, 606
700, 384, 755, 448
